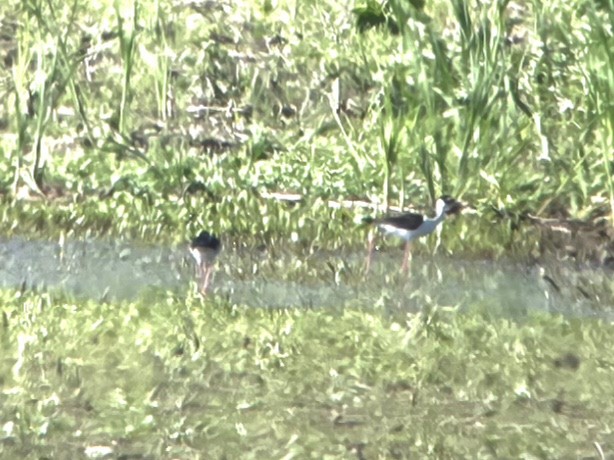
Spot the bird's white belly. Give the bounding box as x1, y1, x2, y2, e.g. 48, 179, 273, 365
189, 247, 203, 265
378, 221, 438, 241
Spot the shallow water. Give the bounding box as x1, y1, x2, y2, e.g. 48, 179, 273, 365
0, 237, 612, 319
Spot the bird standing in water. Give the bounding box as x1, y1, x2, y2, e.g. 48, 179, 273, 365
189, 231, 222, 295
364, 196, 462, 274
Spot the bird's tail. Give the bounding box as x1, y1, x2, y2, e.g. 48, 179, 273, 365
361, 216, 376, 225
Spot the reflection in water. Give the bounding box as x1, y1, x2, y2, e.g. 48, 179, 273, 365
0, 237, 612, 319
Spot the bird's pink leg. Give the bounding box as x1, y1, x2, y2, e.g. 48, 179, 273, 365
196, 264, 207, 296
365, 230, 376, 274
202, 264, 214, 294
401, 242, 411, 274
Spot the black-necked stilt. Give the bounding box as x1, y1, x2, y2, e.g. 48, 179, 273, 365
364, 196, 462, 274
189, 231, 222, 295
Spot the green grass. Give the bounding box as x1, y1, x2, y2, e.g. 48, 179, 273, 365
1, 289, 613, 458
0, 0, 612, 244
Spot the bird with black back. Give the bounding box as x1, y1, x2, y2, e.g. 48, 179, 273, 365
364, 196, 462, 274
189, 231, 222, 295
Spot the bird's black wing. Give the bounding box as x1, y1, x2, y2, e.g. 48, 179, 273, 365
378, 212, 424, 231
191, 231, 221, 250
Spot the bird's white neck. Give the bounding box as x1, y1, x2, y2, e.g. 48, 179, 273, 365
427, 207, 447, 226
408, 209, 446, 238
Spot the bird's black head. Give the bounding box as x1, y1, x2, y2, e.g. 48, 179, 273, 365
439, 195, 456, 204
191, 231, 222, 250
438, 195, 462, 215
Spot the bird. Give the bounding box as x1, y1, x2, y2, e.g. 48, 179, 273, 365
363, 196, 462, 274
189, 231, 222, 295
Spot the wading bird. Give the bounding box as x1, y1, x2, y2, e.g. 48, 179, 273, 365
364, 196, 462, 274
189, 231, 222, 295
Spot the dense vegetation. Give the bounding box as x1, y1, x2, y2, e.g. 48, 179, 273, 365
0, 0, 612, 248
0, 0, 613, 457
2, 289, 614, 458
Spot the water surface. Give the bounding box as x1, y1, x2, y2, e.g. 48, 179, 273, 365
0, 237, 612, 319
